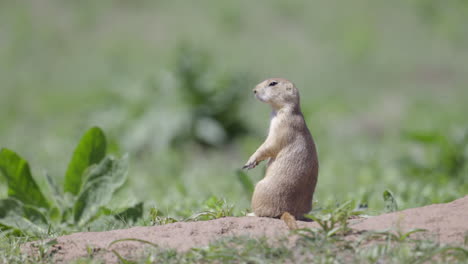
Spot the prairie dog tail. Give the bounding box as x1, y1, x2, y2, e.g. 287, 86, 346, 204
280, 212, 298, 230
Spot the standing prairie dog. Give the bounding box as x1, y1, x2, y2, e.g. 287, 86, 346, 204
243, 78, 319, 219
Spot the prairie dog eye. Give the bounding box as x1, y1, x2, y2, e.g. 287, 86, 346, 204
268, 81, 278, 87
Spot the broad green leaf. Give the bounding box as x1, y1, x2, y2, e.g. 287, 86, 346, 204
23, 204, 49, 227
48, 206, 61, 223
80, 207, 115, 226
0, 148, 49, 208
73, 155, 129, 226
0, 198, 48, 235
114, 202, 144, 223
45, 172, 61, 203
43, 172, 62, 223
236, 169, 254, 196
74, 178, 113, 226
383, 189, 398, 213
82, 156, 126, 187
0, 198, 23, 225
64, 127, 107, 196
106, 181, 138, 210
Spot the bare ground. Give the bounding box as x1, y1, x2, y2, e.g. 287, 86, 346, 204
24, 196, 468, 263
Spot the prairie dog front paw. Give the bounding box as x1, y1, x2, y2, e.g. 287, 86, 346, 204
242, 157, 258, 170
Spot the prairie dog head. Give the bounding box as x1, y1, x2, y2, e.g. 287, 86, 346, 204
253, 78, 300, 110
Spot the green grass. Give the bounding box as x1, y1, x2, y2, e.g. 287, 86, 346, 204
0, 0, 467, 262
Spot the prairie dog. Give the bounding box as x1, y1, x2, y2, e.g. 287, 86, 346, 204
243, 78, 319, 219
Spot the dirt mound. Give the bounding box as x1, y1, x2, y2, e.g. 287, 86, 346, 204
24, 196, 468, 263
352, 195, 468, 243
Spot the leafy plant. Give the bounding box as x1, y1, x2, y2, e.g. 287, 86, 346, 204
185, 196, 234, 221
0, 127, 142, 236
171, 44, 252, 148
148, 208, 178, 226
402, 129, 468, 183
300, 201, 362, 238
146, 196, 235, 226
383, 189, 398, 213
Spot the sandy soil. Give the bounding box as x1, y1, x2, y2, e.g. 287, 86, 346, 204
24, 196, 468, 263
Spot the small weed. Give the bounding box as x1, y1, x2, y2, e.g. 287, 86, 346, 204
148, 208, 178, 226
0, 235, 58, 264
185, 196, 234, 221
300, 200, 362, 238
147, 196, 234, 225
357, 228, 427, 244
383, 189, 398, 213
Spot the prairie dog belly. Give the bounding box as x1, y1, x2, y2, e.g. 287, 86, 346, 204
265, 145, 316, 182
252, 146, 317, 218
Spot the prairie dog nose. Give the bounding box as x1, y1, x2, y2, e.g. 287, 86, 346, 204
253, 89, 257, 94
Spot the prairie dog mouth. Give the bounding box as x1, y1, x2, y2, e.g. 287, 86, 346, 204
255, 93, 267, 102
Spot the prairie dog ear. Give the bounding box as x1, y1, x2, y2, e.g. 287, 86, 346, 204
285, 82, 294, 92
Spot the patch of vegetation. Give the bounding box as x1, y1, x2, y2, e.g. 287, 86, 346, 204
0, 127, 142, 237
144, 196, 235, 226
0, 235, 58, 264
401, 129, 468, 186
383, 189, 398, 213
171, 44, 252, 148
185, 196, 235, 221
302, 200, 362, 237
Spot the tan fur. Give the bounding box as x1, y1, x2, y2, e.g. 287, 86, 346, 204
280, 212, 298, 230
243, 78, 319, 219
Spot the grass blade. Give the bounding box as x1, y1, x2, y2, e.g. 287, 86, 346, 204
109, 238, 160, 248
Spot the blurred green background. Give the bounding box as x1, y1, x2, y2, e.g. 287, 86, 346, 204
1, 0, 467, 216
